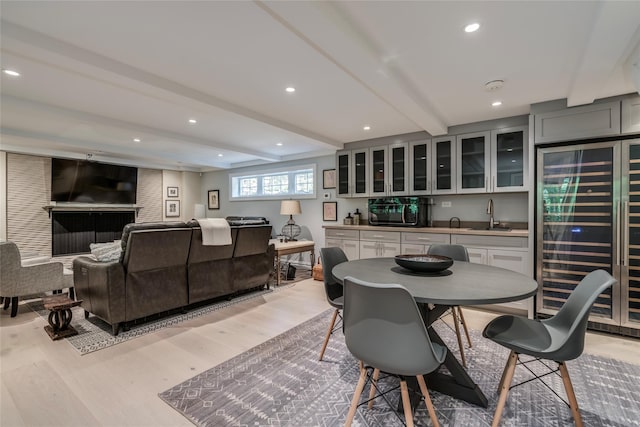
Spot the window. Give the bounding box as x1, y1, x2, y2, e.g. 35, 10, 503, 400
230, 164, 316, 200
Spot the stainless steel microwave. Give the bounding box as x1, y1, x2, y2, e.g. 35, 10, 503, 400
367, 197, 429, 227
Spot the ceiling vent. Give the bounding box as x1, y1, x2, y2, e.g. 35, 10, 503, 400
484, 80, 504, 91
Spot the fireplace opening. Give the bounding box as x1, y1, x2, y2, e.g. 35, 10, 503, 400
52, 211, 135, 256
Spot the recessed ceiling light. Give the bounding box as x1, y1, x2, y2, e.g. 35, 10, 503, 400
285, 87, 296, 93
218, 153, 223, 157
188, 119, 197, 124
363, 126, 371, 131
465, 23, 480, 33
276, 142, 283, 146
3, 69, 20, 77
492, 101, 502, 107
133, 138, 141, 142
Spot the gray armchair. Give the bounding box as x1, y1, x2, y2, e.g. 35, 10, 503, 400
0, 241, 65, 317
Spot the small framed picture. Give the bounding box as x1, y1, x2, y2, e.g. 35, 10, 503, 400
208, 190, 220, 210
323, 169, 336, 189
167, 187, 179, 198
165, 200, 180, 217
323, 201, 337, 221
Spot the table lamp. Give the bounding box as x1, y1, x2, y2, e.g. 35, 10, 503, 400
280, 200, 302, 241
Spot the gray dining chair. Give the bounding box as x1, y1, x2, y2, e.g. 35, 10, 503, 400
483, 269, 617, 427
343, 276, 446, 427
318, 247, 348, 361
426, 244, 472, 367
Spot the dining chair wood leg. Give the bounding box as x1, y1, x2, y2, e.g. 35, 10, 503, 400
492, 351, 518, 427
451, 307, 467, 368
344, 367, 368, 427
399, 380, 415, 427
496, 351, 512, 394
558, 362, 584, 427
456, 306, 472, 348
367, 368, 380, 409
416, 375, 440, 427
319, 308, 339, 361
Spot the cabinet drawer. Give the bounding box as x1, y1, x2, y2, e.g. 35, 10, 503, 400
325, 228, 359, 239
360, 230, 401, 243
451, 234, 527, 248
401, 232, 449, 245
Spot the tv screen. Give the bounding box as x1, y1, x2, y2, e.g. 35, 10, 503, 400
51, 158, 138, 204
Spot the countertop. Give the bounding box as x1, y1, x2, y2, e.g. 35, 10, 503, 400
322, 224, 528, 237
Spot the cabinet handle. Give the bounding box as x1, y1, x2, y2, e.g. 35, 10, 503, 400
417, 237, 431, 241
372, 235, 384, 238
492, 176, 496, 191
623, 201, 629, 267
335, 232, 345, 236
427, 180, 431, 191
616, 201, 622, 267
485, 176, 489, 190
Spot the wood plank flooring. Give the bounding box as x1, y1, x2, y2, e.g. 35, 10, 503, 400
1, 280, 638, 426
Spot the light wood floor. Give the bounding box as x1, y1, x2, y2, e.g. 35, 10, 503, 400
1, 280, 639, 427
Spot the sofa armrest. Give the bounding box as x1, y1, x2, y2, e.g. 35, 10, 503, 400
73, 256, 126, 325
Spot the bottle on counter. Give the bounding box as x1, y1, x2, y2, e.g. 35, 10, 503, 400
353, 208, 361, 225
344, 212, 354, 225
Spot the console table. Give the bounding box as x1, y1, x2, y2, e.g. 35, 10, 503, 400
270, 240, 315, 286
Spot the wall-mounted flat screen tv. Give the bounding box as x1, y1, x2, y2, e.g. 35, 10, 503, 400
51, 158, 138, 204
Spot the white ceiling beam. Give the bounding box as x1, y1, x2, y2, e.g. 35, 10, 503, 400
567, 2, 640, 107
258, 1, 448, 136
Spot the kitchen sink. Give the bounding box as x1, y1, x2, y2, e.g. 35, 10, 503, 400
470, 226, 512, 231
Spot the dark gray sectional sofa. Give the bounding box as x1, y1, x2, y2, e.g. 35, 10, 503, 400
72, 221, 274, 335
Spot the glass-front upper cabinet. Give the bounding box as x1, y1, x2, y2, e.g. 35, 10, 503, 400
491, 126, 528, 192
432, 136, 456, 194
456, 131, 490, 193
352, 148, 369, 197
409, 139, 431, 195
336, 150, 351, 197
369, 143, 408, 196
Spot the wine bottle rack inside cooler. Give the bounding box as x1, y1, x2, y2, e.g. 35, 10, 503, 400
540, 147, 614, 319
628, 144, 640, 323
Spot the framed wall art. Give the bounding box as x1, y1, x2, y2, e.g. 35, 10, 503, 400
323, 169, 336, 189
208, 190, 220, 210
167, 187, 179, 197
165, 200, 180, 217
323, 201, 337, 221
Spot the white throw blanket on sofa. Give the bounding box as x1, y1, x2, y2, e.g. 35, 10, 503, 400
198, 218, 232, 246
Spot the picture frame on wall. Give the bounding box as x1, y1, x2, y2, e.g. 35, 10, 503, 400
167, 187, 179, 198
323, 201, 337, 221
208, 190, 220, 210
323, 169, 336, 189
165, 200, 180, 217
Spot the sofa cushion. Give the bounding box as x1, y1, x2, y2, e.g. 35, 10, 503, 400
120, 221, 188, 262
90, 241, 122, 262
232, 225, 273, 257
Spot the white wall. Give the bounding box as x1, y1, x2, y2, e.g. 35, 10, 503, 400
162, 170, 201, 221
0, 151, 6, 240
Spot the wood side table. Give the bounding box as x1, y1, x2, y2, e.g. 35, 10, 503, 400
270, 240, 315, 286
43, 293, 83, 340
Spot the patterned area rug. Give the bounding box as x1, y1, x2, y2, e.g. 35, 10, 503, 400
28, 270, 311, 355
159, 309, 640, 427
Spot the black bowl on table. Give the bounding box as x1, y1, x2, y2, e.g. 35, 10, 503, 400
394, 254, 454, 273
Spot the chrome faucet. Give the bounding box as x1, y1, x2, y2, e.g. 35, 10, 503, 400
487, 198, 498, 229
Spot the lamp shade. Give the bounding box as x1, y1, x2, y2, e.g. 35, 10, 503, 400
280, 200, 302, 216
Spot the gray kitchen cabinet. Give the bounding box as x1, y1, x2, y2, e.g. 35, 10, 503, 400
408, 139, 432, 195
456, 131, 491, 194
336, 148, 369, 198
336, 150, 352, 197
622, 95, 640, 134
534, 100, 621, 144
432, 136, 456, 194
490, 125, 529, 192
359, 230, 401, 258
324, 228, 360, 260
369, 142, 409, 196
400, 231, 449, 254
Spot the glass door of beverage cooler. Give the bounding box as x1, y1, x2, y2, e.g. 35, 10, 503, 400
537, 142, 620, 326
623, 140, 640, 329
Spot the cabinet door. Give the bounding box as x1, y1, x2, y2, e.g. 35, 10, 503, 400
457, 131, 490, 193
336, 150, 351, 197
409, 140, 431, 195
432, 136, 456, 194
389, 142, 408, 196
467, 247, 488, 264
491, 126, 528, 192
369, 145, 388, 196
488, 249, 528, 274
401, 243, 428, 254
359, 241, 379, 259
342, 240, 360, 260
352, 149, 369, 197
380, 242, 401, 257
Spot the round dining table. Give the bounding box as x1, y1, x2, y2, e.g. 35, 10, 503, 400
332, 257, 538, 408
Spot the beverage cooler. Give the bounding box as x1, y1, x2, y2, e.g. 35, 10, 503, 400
536, 139, 639, 336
